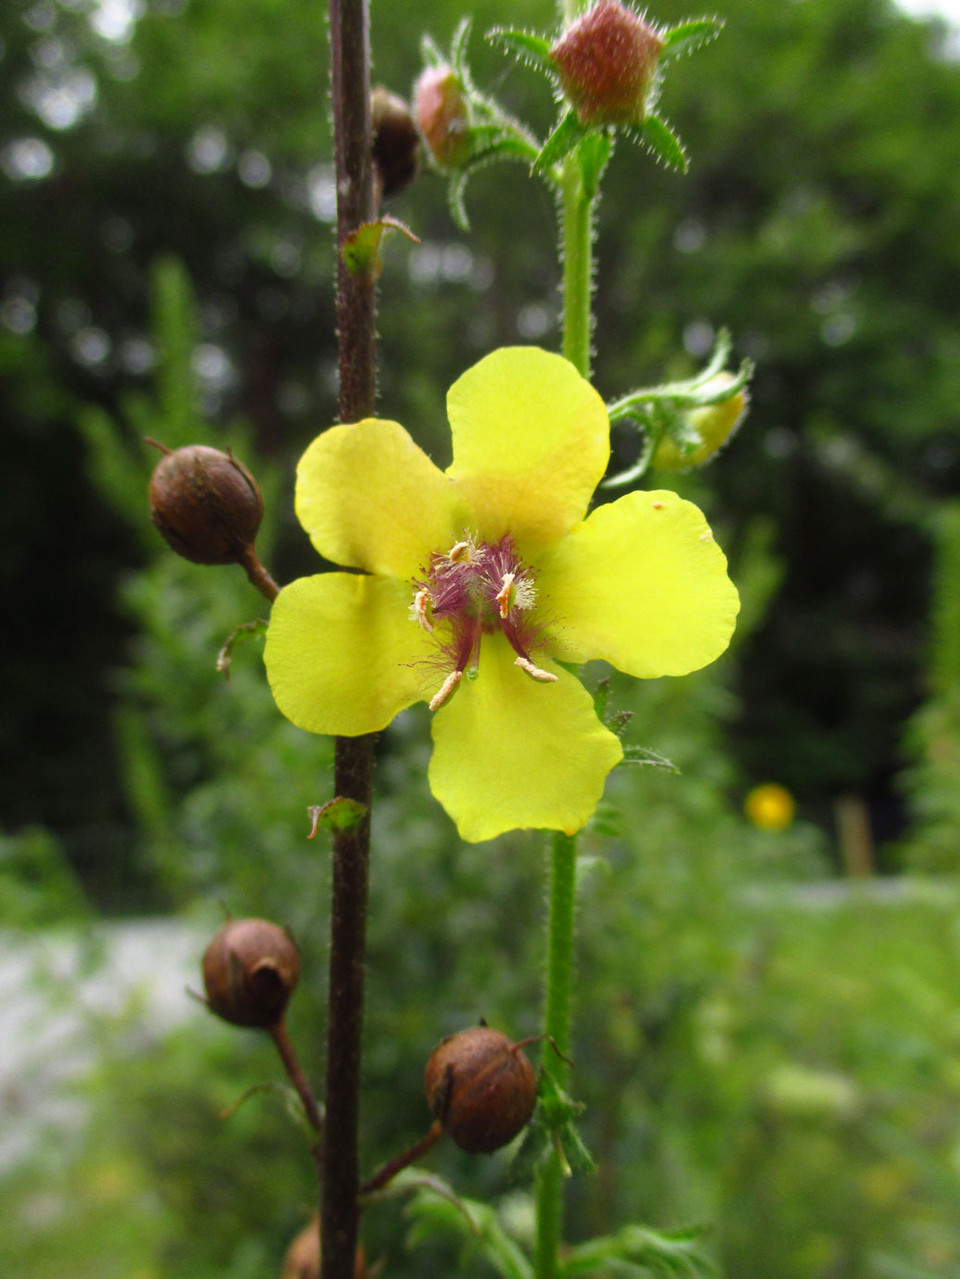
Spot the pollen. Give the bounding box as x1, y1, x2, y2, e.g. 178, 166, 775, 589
430, 668, 463, 711
652, 500, 665, 510
514, 656, 558, 684
495, 572, 516, 618
412, 588, 435, 632
448, 539, 474, 563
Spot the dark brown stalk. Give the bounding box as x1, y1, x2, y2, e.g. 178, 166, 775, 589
358, 1120, 444, 1197
322, 2, 378, 1277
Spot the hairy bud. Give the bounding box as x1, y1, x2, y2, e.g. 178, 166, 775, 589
550, 0, 665, 127
653, 373, 749, 470
372, 86, 420, 199
148, 443, 264, 565
414, 65, 471, 169
424, 1025, 537, 1154
202, 917, 300, 1029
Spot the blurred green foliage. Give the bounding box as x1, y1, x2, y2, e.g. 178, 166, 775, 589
4, 0, 960, 1274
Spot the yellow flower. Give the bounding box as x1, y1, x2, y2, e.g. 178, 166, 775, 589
264, 347, 739, 842
744, 783, 796, 831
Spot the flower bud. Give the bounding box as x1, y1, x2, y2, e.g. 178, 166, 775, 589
653, 374, 749, 470
202, 917, 300, 1029
148, 443, 264, 565
371, 86, 420, 199
281, 1216, 365, 1279
413, 65, 471, 169
550, 0, 665, 127
424, 1025, 537, 1154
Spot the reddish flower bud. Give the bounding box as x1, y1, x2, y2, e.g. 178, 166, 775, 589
148, 443, 264, 566
424, 1025, 538, 1154
414, 65, 471, 169
371, 86, 421, 199
550, 0, 665, 127
202, 917, 300, 1029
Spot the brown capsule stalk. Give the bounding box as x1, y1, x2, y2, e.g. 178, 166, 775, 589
424, 1025, 538, 1154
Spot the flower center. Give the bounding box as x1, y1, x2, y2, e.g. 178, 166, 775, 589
412, 534, 557, 710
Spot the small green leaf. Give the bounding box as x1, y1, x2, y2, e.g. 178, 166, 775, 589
216, 618, 267, 679
307, 797, 368, 838
660, 17, 724, 62
630, 114, 689, 172
592, 675, 611, 722
533, 107, 586, 174
620, 745, 680, 773
342, 217, 419, 278
560, 1221, 718, 1278
489, 27, 555, 75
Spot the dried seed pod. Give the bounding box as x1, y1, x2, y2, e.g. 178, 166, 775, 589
424, 1025, 538, 1154
148, 443, 264, 565
371, 85, 420, 199
280, 1215, 366, 1279
202, 917, 300, 1029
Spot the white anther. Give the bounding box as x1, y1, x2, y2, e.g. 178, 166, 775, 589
429, 669, 463, 711
411, 588, 434, 632
514, 656, 558, 684
496, 572, 516, 619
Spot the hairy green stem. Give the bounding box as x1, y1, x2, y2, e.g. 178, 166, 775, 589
538, 4, 595, 1268
322, 1, 377, 1277
559, 150, 595, 379
534, 830, 578, 1279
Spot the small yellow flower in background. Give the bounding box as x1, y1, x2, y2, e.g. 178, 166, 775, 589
745, 782, 796, 831
265, 347, 739, 842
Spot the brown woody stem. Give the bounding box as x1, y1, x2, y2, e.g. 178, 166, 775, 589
322, 2, 378, 1275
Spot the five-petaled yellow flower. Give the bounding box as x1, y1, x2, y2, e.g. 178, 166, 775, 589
264, 347, 739, 842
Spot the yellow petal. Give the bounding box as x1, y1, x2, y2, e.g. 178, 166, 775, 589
445, 347, 609, 555
296, 419, 464, 577
427, 633, 623, 842
264, 573, 435, 735
539, 489, 740, 677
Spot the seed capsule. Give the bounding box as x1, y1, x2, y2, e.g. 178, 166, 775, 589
202, 917, 300, 1029
148, 443, 264, 565
424, 1025, 538, 1154
371, 85, 420, 199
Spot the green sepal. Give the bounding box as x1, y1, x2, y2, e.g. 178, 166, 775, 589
537, 1071, 596, 1176
216, 618, 267, 679
341, 217, 419, 279
488, 27, 555, 76
307, 797, 368, 837
620, 744, 680, 772
559, 1221, 719, 1278
626, 114, 689, 172
660, 17, 724, 62
533, 106, 587, 174
592, 675, 611, 723
578, 129, 614, 200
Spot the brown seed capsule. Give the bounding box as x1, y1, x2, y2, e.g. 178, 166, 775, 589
148, 443, 264, 565
280, 1216, 366, 1279
202, 917, 300, 1029
424, 1025, 538, 1154
371, 85, 420, 199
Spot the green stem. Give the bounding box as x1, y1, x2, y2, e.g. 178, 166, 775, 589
534, 830, 578, 1279
559, 150, 595, 379
539, 4, 595, 1267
